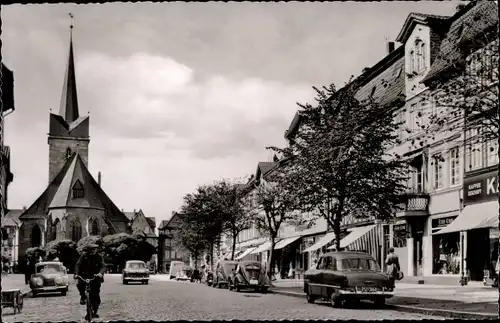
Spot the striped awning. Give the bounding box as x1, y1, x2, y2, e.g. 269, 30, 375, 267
302, 232, 335, 253
250, 241, 272, 254
328, 224, 380, 260
275, 236, 301, 250
235, 247, 256, 260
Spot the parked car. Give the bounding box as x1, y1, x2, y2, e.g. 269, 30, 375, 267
229, 260, 270, 293
122, 260, 150, 285
214, 260, 238, 289
206, 271, 214, 286
304, 251, 394, 307
169, 261, 185, 279
29, 261, 69, 297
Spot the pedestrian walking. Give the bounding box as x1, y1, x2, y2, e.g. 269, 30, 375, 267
385, 247, 401, 287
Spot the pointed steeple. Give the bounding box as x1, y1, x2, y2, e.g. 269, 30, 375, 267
59, 14, 79, 123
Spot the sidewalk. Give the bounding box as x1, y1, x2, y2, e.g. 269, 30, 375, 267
270, 279, 498, 319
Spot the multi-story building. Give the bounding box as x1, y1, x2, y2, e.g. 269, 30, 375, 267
124, 209, 158, 268
417, 0, 499, 284
157, 212, 190, 273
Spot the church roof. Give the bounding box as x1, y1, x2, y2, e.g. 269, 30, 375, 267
3, 209, 23, 227
19, 153, 130, 229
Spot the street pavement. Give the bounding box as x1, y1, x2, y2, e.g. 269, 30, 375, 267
2, 274, 442, 321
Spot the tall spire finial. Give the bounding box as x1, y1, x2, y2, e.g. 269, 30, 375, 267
59, 12, 80, 123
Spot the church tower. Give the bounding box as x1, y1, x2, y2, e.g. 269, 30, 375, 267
48, 23, 90, 184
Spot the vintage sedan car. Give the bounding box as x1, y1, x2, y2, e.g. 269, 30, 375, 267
304, 251, 394, 307
214, 260, 238, 288
229, 260, 270, 293
29, 262, 69, 297
122, 260, 150, 285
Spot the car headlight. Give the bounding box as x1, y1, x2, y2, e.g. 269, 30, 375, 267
35, 278, 43, 286
55, 277, 63, 285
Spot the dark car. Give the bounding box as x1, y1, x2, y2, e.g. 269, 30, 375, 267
29, 262, 70, 297
122, 260, 150, 285
304, 251, 394, 307
229, 260, 270, 293
214, 260, 238, 289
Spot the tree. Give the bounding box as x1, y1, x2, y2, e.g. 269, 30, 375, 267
76, 235, 104, 254
270, 83, 409, 252
102, 233, 155, 270
174, 215, 208, 269
253, 168, 303, 278
44, 239, 79, 272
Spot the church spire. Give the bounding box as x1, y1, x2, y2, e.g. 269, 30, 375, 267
59, 13, 80, 123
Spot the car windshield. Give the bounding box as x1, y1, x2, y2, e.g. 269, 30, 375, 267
36, 263, 61, 274
338, 258, 380, 271
223, 263, 237, 272
127, 262, 145, 269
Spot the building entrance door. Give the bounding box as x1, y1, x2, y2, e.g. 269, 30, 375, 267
467, 228, 490, 281
410, 220, 424, 277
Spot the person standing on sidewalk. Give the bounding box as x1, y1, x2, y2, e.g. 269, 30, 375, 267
385, 247, 400, 287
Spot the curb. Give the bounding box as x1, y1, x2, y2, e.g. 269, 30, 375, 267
269, 290, 497, 320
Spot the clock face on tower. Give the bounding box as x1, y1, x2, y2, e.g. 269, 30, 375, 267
65, 148, 72, 161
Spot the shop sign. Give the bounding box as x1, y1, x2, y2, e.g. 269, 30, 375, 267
464, 171, 499, 205
431, 216, 456, 229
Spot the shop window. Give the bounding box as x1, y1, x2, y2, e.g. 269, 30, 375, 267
393, 224, 408, 248
432, 233, 460, 275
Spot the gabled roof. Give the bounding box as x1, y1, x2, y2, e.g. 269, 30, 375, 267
19, 153, 129, 229
124, 211, 136, 221
158, 212, 182, 230
395, 12, 451, 44
255, 162, 276, 180
3, 209, 23, 227
146, 217, 156, 229
422, 0, 499, 84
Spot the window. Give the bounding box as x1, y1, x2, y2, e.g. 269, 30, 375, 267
415, 43, 421, 72
72, 180, 84, 199
90, 218, 100, 236
466, 127, 483, 171
449, 147, 461, 186
433, 154, 444, 190
55, 220, 62, 241
395, 111, 405, 140
420, 42, 426, 71
432, 233, 460, 275
414, 165, 423, 193
409, 102, 421, 132
486, 139, 499, 166
393, 224, 408, 248
409, 50, 415, 73
71, 219, 83, 242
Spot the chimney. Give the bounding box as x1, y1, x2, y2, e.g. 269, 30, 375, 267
98, 171, 101, 186
387, 41, 395, 54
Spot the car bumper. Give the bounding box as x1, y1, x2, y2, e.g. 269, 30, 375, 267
123, 276, 149, 281
32, 286, 67, 292
337, 289, 394, 299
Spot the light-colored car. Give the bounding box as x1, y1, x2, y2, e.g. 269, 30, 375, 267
29, 262, 70, 297
122, 260, 150, 285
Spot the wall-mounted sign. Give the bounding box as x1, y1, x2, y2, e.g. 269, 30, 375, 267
393, 224, 408, 233
464, 170, 498, 205
431, 216, 457, 229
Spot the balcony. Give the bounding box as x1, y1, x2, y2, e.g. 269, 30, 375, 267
396, 192, 430, 218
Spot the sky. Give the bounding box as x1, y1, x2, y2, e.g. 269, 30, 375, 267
2, 1, 464, 227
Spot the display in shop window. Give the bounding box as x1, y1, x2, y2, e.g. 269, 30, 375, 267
432, 233, 460, 275
393, 224, 408, 248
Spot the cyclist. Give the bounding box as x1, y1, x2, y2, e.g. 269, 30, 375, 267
74, 243, 105, 319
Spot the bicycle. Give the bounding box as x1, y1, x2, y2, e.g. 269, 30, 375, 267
74, 275, 99, 322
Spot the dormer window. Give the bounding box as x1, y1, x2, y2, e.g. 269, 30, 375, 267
72, 180, 84, 199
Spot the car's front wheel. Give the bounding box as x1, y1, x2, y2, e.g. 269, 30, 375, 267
306, 293, 316, 304
61, 289, 67, 296
122, 279, 128, 285
373, 298, 386, 307
32, 291, 38, 298
330, 292, 343, 308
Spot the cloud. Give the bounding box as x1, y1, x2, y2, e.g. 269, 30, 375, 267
77, 52, 314, 160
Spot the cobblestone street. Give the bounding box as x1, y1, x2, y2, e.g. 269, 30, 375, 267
2, 274, 445, 321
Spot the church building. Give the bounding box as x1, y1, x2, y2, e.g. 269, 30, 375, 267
18, 26, 131, 262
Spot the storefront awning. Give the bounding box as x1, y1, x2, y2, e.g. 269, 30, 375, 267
435, 201, 499, 235
329, 224, 378, 249
235, 247, 256, 260
274, 236, 301, 250
250, 241, 272, 254
302, 232, 336, 253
